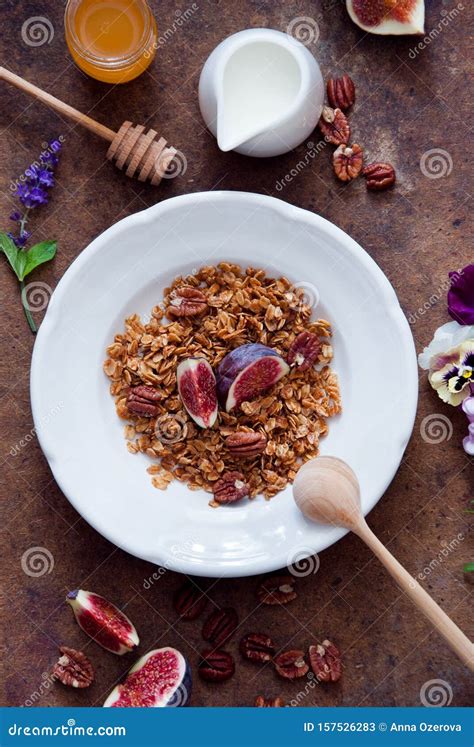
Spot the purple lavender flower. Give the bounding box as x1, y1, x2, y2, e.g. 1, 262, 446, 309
9, 140, 61, 246
7, 230, 31, 248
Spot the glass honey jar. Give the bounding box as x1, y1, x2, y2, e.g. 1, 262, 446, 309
64, 0, 157, 84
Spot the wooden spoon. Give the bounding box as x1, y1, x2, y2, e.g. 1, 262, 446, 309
293, 456, 474, 671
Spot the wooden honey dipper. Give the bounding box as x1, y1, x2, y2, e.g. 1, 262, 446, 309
0, 67, 177, 186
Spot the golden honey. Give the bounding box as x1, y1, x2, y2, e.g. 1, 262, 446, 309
65, 0, 157, 84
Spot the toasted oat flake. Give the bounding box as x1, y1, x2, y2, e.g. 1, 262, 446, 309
104, 264, 341, 502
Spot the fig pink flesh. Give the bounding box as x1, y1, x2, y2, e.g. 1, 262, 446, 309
352, 0, 417, 25
68, 591, 137, 653
229, 356, 288, 410
178, 359, 217, 427
110, 650, 180, 707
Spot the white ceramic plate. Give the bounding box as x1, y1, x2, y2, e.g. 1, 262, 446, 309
31, 192, 417, 577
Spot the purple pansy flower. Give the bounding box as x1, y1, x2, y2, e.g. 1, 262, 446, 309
448, 265, 474, 325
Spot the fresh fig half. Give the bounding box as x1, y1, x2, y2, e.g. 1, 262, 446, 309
103, 647, 192, 707
346, 0, 425, 35
177, 357, 218, 428
216, 343, 289, 412
66, 589, 139, 655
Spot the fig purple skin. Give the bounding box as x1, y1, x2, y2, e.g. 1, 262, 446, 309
216, 343, 289, 412
67, 589, 139, 655
103, 647, 192, 707
177, 357, 218, 428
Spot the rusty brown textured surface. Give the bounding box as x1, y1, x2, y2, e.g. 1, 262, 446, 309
0, 0, 472, 708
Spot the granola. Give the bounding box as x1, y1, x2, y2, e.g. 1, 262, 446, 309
103, 263, 341, 501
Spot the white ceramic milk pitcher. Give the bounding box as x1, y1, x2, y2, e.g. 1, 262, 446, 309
199, 28, 324, 158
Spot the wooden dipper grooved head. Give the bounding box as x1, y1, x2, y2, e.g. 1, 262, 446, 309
106, 121, 177, 186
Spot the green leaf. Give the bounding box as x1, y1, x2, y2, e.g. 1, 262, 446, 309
20, 240, 57, 280
463, 562, 474, 573
0, 231, 21, 280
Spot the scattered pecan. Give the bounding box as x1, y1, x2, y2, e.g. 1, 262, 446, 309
166, 286, 208, 319
333, 143, 363, 182
363, 162, 396, 191
127, 385, 162, 417
213, 471, 250, 505
255, 695, 285, 707
257, 575, 297, 606
318, 106, 350, 146
287, 331, 321, 371
309, 640, 342, 682
225, 431, 267, 458
173, 580, 207, 620
327, 74, 355, 111
240, 633, 275, 663
198, 649, 235, 682
274, 650, 309, 679
51, 646, 94, 689
202, 607, 238, 648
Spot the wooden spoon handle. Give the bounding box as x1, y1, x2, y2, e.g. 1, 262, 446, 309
0, 66, 116, 142
355, 520, 474, 671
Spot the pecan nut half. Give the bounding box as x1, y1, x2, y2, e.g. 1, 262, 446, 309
309, 640, 342, 682
173, 580, 207, 620
167, 286, 208, 319
287, 331, 321, 371
127, 385, 162, 417
363, 162, 396, 191
333, 143, 363, 182
318, 106, 350, 146
240, 633, 275, 663
257, 575, 297, 605
51, 646, 94, 688
198, 649, 235, 682
327, 74, 355, 111
255, 695, 285, 707
202, 607, 238, 648
225, 431, 267, 458
213, 471, 250, 505
274, 650, 309, 679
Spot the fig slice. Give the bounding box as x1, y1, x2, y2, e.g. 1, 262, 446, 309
216, 343, 289, 412
66, 589, 139, 655
103, 647, 192, 707
177, 357, 218, 428
346, 0, 424, 35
